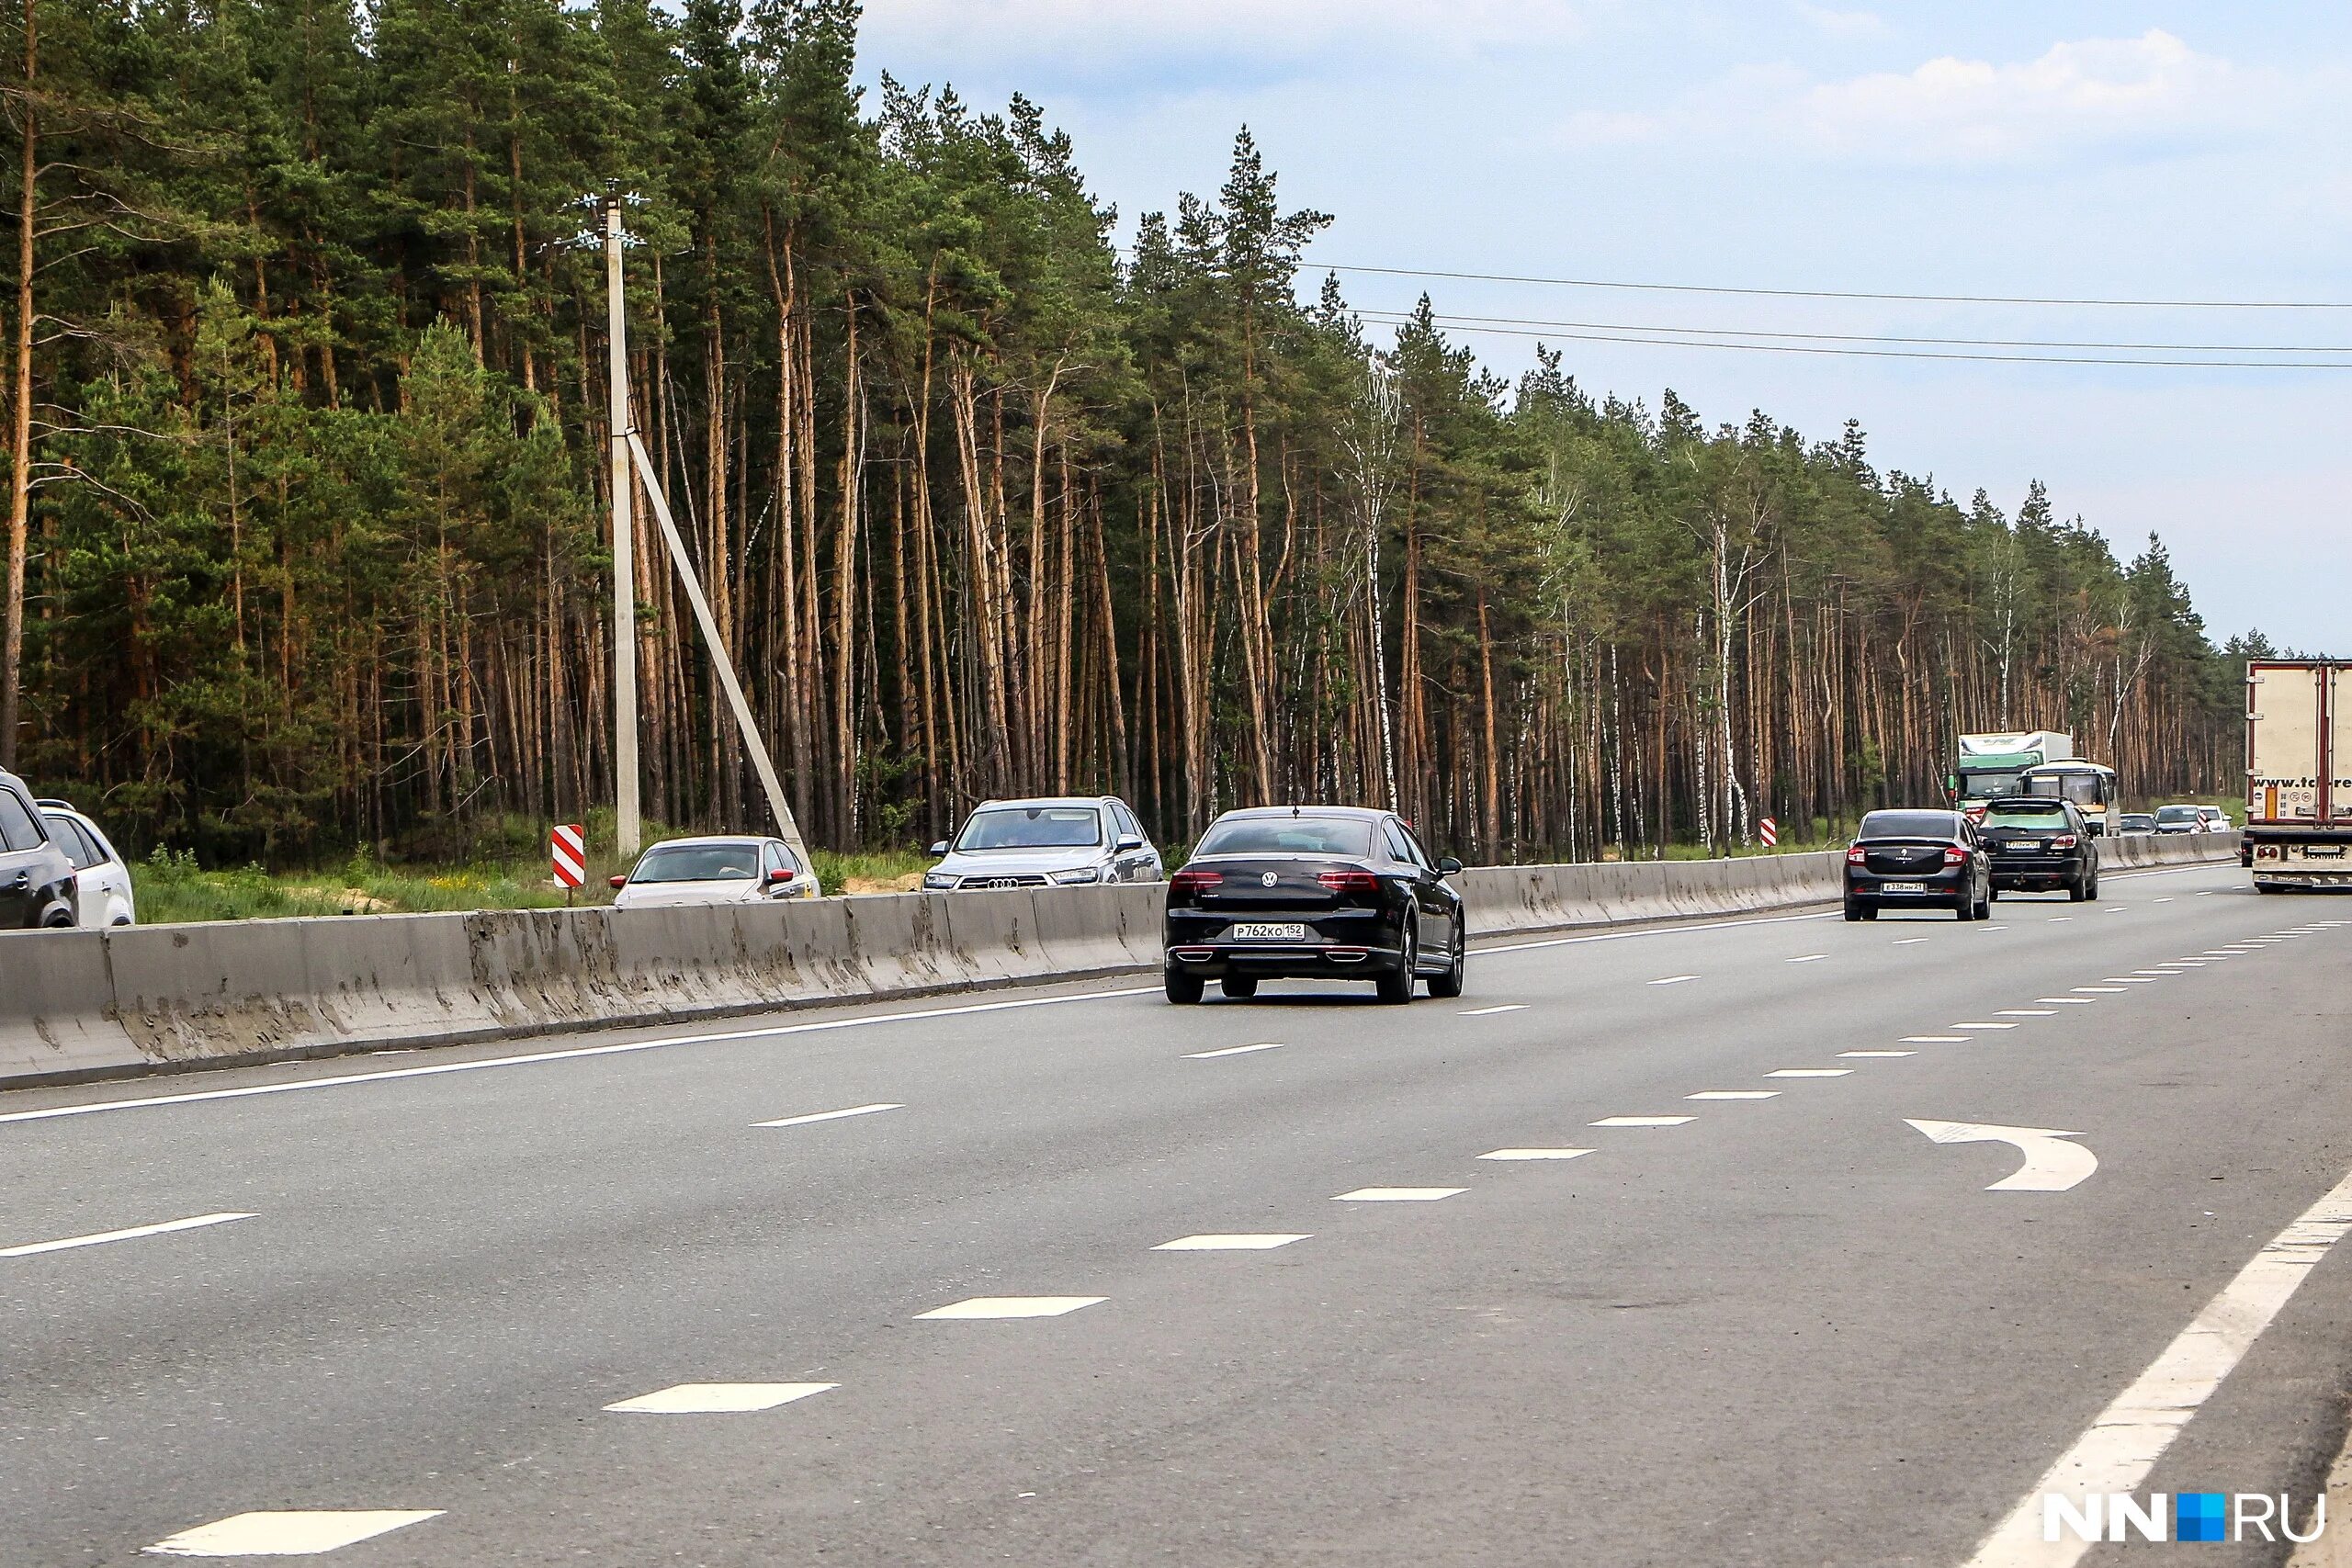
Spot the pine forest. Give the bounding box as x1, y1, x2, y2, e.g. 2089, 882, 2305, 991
0, 0, 2253, 869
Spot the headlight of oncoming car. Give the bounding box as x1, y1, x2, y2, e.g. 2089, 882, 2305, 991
922, 872, 957, 890
1048, 866, 1102, 886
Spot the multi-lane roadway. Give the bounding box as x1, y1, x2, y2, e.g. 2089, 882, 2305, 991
4, 860, 2349, 1565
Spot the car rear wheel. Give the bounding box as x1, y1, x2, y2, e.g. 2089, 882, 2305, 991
2066, 869, 2087, 902
1843, 899, 1867, 922
1427, 920, 1465, 998
1219, 975, 1259, 999
1165, 968, 1204, 1005
1376, 925, 1417, 1004
1971, 886, 1992, 920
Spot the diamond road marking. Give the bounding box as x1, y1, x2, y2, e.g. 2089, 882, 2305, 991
917, 1296, 1106, 1320
1154, 1234, 1312, 1250
1477, 1148, 1596, 1161
605, 1382, 837, 1414
1333, 1187, 1467, 1201
1767, 1068, 1852, 1077
1688, 1090, 1779, 1100
1590, 1115, 1695, 1128
144, 1512, 444, 1557
1841, 1050, 1917, 1058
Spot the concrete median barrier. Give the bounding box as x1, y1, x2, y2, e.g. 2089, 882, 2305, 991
0, 835, 2240, 1090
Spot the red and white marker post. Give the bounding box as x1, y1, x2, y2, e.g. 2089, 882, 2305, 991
1759, 817, 1779, 849
551, 823, 587, 904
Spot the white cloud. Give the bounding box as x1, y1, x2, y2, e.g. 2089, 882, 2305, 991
1794, 4, 1884, 41
859, 0, 1589, 75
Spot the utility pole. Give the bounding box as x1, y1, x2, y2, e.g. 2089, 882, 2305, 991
604, 192, 640, 859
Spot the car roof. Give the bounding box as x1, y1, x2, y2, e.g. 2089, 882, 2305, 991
1214, 805, 1390, 821
968, 796, 1117, 811
639, 834, 772, 850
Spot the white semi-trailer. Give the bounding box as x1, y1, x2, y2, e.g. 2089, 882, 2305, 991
2244, 659, 2352, 891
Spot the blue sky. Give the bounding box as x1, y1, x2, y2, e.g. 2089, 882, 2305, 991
855, 2, 2352, 650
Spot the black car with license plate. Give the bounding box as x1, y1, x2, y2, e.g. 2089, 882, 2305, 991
1843, 808, 1991, 921
1161, 806, 1465, 1004
0, 767, 78, 931
1977, 795, 2097, 901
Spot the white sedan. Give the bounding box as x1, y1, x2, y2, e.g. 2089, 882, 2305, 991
609, 835, 820, 908
37, 801, 136, 928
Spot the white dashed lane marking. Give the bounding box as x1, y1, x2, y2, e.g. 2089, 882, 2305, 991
1689, 1090, 1779, 1100
1460, 1004, 1527, 1016
1154, 1234, 1312, 1250
2036, 998, 2097, 1005
143, 1511, 443, 1557
918, 1297, 1107, 1320
1903, 1036, 1969, 1043
1590, 1115, 1695, 1128
1951, 1022, 2020, 1031
605, 1382, 836, 1414
2, 1212, 255, 1259
1842, 1050, 1917, 1058
1767, 1069, 1852, 1078
752, 1103, 903, 1129
2074, 987, 2128, 994
1894, 938, 1929, 945
1182, 1043, 1284, 1059
1787, 953, 1828, 964
1477, 1148, 1594, 1161
1648, 975, 1698, 987
1996, 1010, 2057, 1017
1333, 1187, 1467, 1201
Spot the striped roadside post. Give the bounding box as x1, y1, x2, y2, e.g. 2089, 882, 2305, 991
551, 823, 587, 905
1760, 817, 1779, 849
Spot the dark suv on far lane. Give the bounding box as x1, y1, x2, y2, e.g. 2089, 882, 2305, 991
0, 767, 78, 931
1978, 795, 2098, 902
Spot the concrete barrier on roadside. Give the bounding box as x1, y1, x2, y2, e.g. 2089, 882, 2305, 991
0, 836, 2241, 1090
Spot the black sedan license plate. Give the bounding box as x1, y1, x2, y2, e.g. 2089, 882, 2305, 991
1230, 922, 1307, 941
1879, 881, 1926, 894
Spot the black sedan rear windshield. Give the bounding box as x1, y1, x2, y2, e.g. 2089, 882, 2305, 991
1983, 802, 2068, 829
1859, 810, 1960, 840
1195, 816, 1374, 858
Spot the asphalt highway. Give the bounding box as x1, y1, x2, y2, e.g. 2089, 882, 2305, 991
5, 862, 2351, 1566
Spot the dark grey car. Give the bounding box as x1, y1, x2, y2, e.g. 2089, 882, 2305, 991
0, 769, 78, 930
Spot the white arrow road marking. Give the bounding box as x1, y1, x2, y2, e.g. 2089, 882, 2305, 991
1905, 1119, 2098, 1192
3, 1212, 255, 1259
1961, 1162, 2352, 1568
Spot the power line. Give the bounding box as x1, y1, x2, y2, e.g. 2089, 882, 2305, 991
1348, 310, 2352, 370
1320, 261, 2352, 311
1368, 307, 2352, 357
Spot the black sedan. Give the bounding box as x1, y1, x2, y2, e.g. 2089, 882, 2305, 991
1162, 806, 1465, 1004
1843, 808, 1991, 921
1978, 795, 2098, 901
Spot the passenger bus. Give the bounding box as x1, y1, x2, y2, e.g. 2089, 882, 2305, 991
2019, 759, 2120, 837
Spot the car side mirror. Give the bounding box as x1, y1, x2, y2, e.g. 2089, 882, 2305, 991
608, 874, 628, 890
1115, 835, 1144, 852
1437, 856, 1463, 876
929, 840, 949, 857
768, 867, 792, 884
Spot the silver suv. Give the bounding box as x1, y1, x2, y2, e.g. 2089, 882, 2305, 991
924, 796, 1161, 889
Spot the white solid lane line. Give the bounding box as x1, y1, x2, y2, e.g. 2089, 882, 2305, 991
1767, 1069, 1852, 1078
1689, 1090, 1780, 1100
2, 1212, 255, 1259
1787, 953, 1828, 964
605, 1382, 836, 1414
1154, 1234, 1312, 1250
1841, 1050, 1917, 1058
1590, 1115, 1695, 1128
752, 1103, 903, 1129
1478, 1148, 1595, 1160
0, 986, 1166, 1128
1333, 1187, 1467, 1201
918, 1296, 1107, 1320
1460, 1004, 1528, 1016
1648, 975, 1698, 986
144, 1511, 443, 1557
1961, 1160, 2352, 1568
1182, 1043, 1284, 1059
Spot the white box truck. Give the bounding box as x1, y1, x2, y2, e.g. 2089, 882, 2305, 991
2244, 660, 2352, 890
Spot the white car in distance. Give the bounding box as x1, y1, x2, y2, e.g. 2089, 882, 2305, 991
37, 800, 136, 928
610, 835, 820, 908
924, 796, 1161, 890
